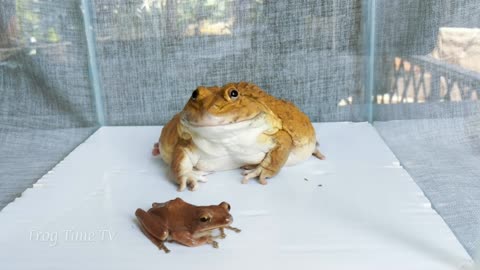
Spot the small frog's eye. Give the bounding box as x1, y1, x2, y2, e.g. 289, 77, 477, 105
229, 89, 239, 100
200, 216, 211, 222
219, 202, 231, 211
191, 89, 199, 100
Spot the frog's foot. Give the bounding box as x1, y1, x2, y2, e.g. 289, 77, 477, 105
313, 148, 325, 160
215, 228, 227, 239
207, 239, 219, 249
152, 142, 160, 156
159, 242, 171, 253
241, 166, 274, 185
177, 171, 208, 191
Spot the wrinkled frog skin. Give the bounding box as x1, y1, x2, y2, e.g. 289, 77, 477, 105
135, 198, 240, 253
153, 82, 324, 191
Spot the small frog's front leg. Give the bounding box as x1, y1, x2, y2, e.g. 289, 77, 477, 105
217, 226, 241, 239
171, 231, 219, 248
242, 130, 292, 185
135, 209, 170, 253
225, 226, 241, 233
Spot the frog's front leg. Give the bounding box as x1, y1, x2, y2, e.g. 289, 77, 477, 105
217, 226, 242, 239
135, 209, 170, 253
171, 231, 219, 248
171, 141, 206, 191
242, 130, 292, 185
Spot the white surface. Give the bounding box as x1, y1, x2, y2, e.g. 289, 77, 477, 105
0, 122, 473, 270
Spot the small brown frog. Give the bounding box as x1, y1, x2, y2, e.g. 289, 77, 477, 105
135, 197, 241, 253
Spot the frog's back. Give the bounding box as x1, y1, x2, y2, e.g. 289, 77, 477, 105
238, 82, 317, 166
159, 113, 182, 165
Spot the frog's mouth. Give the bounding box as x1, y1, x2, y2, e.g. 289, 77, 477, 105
182, 112, 264, 128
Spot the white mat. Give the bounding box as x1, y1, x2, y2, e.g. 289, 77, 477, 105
0, 123, 472, 270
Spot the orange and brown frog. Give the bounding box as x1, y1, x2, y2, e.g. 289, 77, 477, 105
152, 82, 325, 191
135, 197, 240, 253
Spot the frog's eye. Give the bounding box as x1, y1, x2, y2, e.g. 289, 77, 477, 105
219, 202, 231, 211
200, 216, 211, 222
191, 89, 199, 100
229, 89, 239, 100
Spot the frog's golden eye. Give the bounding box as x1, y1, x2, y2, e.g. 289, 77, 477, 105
229, 89, 239, 100
191, 89, 199, 100
200, 216, 211, 222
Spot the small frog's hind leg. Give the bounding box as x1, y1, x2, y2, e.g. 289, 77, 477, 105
312, 142, 325, 160
138, 222, 171, 253
242, 130, 292, 185
135, 209, 170, 253
171, 231, 219, 248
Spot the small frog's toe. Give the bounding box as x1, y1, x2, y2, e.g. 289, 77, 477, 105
226, 226, 241, 233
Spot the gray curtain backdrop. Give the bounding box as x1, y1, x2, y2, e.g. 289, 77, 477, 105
0, 0, 97, 207
0, 0, 479, 257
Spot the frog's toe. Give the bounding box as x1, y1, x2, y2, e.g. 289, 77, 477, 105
177, 181, 187, 192
186, 177, 199, 191
313, 148, 326, 160
259, 174, 268, 185
241, 166, 262, 184
211, 240, 219, 248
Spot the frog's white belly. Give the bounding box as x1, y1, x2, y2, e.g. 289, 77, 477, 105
184, 115, 275, 172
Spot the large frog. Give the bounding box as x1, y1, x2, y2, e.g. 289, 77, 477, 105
153, 82, 324, 191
